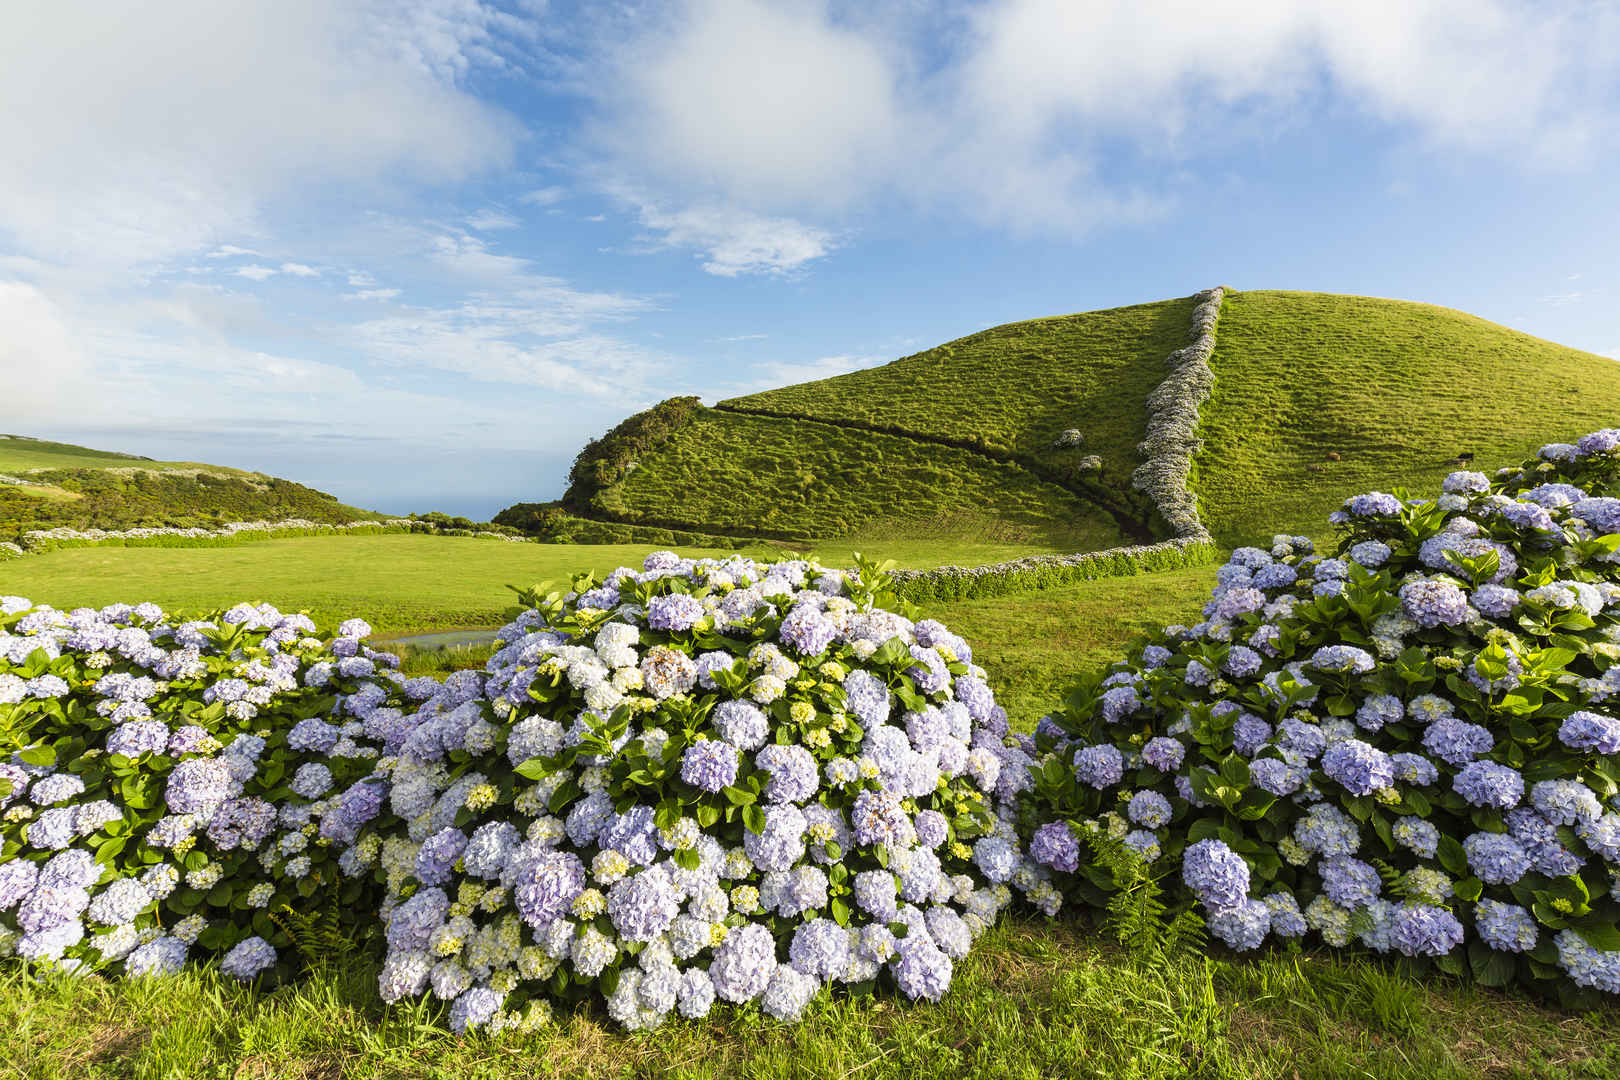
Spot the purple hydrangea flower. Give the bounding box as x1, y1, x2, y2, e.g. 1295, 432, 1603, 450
1453, 761, 1524, 809
646, 593, 705, 632
1321, 739, 1394, 796
1182, 839, 1249, 909
680, 739, 740, 793
1072, 744, 1124, 789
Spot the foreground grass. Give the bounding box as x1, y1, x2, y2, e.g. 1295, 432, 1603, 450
1197, 291, 1620, 546
6, 917, 1615, 1080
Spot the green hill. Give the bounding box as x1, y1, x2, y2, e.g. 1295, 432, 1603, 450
0, 434, 378, 541
520, 288, 1620, 565
1195, 291, 1620, 544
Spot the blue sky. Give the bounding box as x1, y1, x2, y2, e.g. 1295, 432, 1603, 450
3, 0, 1617, 520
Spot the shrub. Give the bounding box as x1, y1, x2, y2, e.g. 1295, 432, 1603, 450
355, 552, 1047, 1032
1020, 427, 1620, 1004
0, 600, 425, 978
562, 397, 703, 510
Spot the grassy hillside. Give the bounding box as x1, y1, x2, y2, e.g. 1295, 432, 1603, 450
724, 298, 1194, 475
0, 434, 377, 541
536, 289, 1620, 562
1195, 291, 1620, 545
510, 297, 1208, 562
592, 409, 1127, 549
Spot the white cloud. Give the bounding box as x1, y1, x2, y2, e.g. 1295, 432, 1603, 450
347, 271, 379, 287
572, 0, 1620, 242
279, 262, 321, 277
0, 0, 521, 268
717, 333, 768, 342
518, 186, 567, 206
630, 202, 838, 277
233, 265, 279, 281
206, 245, 263, 259
466, 208, 521, 231
346, 288, 403, 301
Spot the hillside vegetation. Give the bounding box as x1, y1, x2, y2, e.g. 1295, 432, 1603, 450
1195, 291, 1620, 544
594, 409, 1127, 548
507, 298, 1208, 559
506, 289, 1620, 566
0, 434, 376, 541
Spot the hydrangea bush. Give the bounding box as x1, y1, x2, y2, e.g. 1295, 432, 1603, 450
354, 553, 1046, 1032
1022, 428, 1620, 1003
0, 598, 424, 978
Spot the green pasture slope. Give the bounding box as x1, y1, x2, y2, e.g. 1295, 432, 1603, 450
0, 434, 377, 540
1195, 291, 1620, 545
531, 298, 1201, 560
514, 288, 1620, 569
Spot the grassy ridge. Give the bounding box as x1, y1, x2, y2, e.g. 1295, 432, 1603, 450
1196, 291, 1620, 544
594, 409, 1127, 550
0, 435, 377, 541
0, 434, 165, 472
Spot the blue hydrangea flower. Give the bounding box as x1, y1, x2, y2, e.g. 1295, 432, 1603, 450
1182, 839, 1249, 909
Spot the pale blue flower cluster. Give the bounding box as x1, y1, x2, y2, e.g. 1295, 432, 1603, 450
346, 552, 1040, 1032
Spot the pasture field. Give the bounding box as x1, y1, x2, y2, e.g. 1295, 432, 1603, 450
7, 919, 1616, 1079
2, 534, 1219, 725
1195, 291, 1620, 545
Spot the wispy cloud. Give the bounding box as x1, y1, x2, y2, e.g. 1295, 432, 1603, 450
629, 201, 838, 277
466, 208, 520, 231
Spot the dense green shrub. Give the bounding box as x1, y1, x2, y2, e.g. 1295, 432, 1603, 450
562, 397, 703, 510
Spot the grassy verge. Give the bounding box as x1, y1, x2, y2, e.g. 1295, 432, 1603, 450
5, 918, 1614, 1080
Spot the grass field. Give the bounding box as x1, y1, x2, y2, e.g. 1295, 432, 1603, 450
1196, 291, 1620, 545
8, 917, 1615, 1080
2, 534, 1218, 727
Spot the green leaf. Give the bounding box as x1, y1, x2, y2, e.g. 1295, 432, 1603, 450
513, 757, 553, 781
17, 745, 56, 768
1436, 834, 1467, 877
741, 803, 766, 836
830, 898, 851, 927
672, 848, 701, 871
1573, 923, 1620, 951
1469, 942, 1517, 988
721, 785, 756, 807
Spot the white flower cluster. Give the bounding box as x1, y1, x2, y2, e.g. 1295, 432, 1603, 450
356, 551, 1047, 1033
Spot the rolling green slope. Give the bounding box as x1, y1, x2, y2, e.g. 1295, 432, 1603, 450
0, 434, 377, 540
724, 297, 1194, 482
1194, 291, 1620, 545
592, 409, 1127, 549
